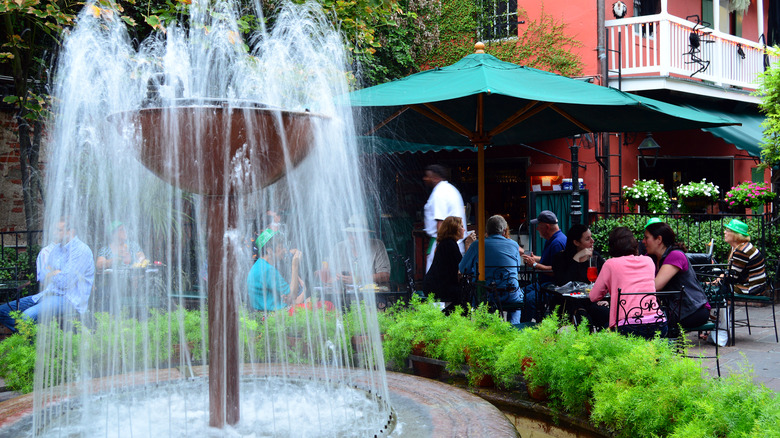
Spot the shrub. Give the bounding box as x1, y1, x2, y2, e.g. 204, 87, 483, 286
383, 295, 454, 366
0, 313, 37, 393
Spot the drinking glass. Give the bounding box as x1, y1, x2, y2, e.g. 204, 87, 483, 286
587, 266, 598, 283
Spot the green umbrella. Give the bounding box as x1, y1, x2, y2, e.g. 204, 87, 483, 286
349, 44, 736, 281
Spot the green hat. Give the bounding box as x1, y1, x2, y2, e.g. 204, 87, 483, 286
110, 221, 123, 234
724, 219, 749, 237
644, 217, 663, 229
255, 229, 278, 250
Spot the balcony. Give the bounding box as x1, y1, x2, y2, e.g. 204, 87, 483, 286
605, 14, 779, 103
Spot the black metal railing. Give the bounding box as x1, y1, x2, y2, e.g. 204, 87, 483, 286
589, 211, 775, 263
0, 230, 43, 280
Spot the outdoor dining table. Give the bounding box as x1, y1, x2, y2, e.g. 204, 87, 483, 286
311, 283, 404, 311
541, 282, 596, 324
0, 279, 32, 304
91, 267, 163, 314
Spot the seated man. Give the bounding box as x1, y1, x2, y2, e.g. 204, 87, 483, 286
322, 219, 391, 285
247, 229, 304, 311
0, 217, 94, 333
521, 210, 567, 322
459, 215, 524, 324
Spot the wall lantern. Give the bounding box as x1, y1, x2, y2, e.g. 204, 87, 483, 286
637, 132, 661, 167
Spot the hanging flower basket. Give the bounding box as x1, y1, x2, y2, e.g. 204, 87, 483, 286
623, 179, 671, 214
677, 179, 719, 213
725, 181, 775, 212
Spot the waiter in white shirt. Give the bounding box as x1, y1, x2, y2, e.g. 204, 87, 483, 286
422, 164, 468, 272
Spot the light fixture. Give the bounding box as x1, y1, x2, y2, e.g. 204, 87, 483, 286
637, 132, 661, 167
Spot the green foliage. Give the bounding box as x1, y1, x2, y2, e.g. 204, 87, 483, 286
354, 0, 440, 85
421, 3, 583, 77
439, 303, 516, 385
0, 313, 36, 393
382, 294, 455, 365
0, 246, 36, 281
756, 46, 780, 167
589, 214, 780, 262
382, 309, 779, 436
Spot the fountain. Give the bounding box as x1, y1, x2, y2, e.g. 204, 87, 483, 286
0, 1, 520, 436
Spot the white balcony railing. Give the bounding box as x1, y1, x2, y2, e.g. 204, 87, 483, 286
606, 14, 779, 90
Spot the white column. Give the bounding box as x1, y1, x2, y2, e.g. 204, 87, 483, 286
712, 0, 723, 85
758, 0, 765, 41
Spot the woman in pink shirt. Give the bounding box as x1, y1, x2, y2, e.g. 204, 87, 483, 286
588, 227, 664, 338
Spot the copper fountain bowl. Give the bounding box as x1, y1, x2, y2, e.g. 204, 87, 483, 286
112, 102, 326, 196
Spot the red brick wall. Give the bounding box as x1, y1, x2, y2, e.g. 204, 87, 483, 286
0, 110, 38, 232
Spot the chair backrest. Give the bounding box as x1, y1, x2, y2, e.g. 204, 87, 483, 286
768, 259, 780, 299
616, 288, 683, 326
403, 257, 416, 300
483, 265, 520, 292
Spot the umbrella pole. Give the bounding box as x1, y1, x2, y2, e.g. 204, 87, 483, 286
478, 143, 486, 281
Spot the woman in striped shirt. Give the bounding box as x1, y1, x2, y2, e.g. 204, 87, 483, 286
724, 219, 767, 296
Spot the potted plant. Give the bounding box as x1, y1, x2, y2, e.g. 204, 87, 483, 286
725, 181, 776, 213
622, 179, 671, 214
441, 304, 515, 387
383, 295, 454, 378
676, 179, 719, 213
494, 316, 560, 399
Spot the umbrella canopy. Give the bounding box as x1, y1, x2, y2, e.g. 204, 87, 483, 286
349, 44, 737, 281
350, 50, 735, 149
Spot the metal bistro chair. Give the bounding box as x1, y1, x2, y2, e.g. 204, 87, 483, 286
728, 259, 779, 346
687, 265, 730, 376
403, 257, 425, 302
615, 288, 682, 340
480, 266, 524, 324
0, 266, 23, 308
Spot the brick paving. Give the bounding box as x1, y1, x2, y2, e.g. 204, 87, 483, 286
686, 302, 780, 390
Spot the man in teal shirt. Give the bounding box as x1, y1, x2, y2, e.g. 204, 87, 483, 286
247, 229, 303, 311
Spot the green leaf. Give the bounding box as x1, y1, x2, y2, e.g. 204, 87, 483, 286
145, 14, 160, 27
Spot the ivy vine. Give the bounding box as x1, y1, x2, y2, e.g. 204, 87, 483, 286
420, 2, 583, 77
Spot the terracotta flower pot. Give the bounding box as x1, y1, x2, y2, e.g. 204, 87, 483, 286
411, 359, 444, 379
526, 383, 548, 401
411, 342, 427, 357
475, 374, 495, 388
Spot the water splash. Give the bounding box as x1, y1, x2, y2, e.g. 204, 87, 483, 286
27, 0, 390, 435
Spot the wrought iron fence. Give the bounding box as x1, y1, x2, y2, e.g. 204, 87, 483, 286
588, 212, 776, 264
0, 230, 43, 281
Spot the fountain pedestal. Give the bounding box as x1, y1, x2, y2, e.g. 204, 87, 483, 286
129, 104, 320, 427
206, 195, 240, 426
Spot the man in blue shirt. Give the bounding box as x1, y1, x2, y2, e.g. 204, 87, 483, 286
247, 229, 303, 311
0, 217, 94, 333
521, 210, 567, 322
459, 215, 524, 324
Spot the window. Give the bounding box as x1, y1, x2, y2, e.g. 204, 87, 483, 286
702, 0, 743, 37
477, 0, 518, 41
633, 0, 661, 37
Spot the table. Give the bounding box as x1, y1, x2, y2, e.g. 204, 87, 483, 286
541, 282, 595, 324
92, 268, 163, 315
311, 284, 404, 311
0, 279, 32, 304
